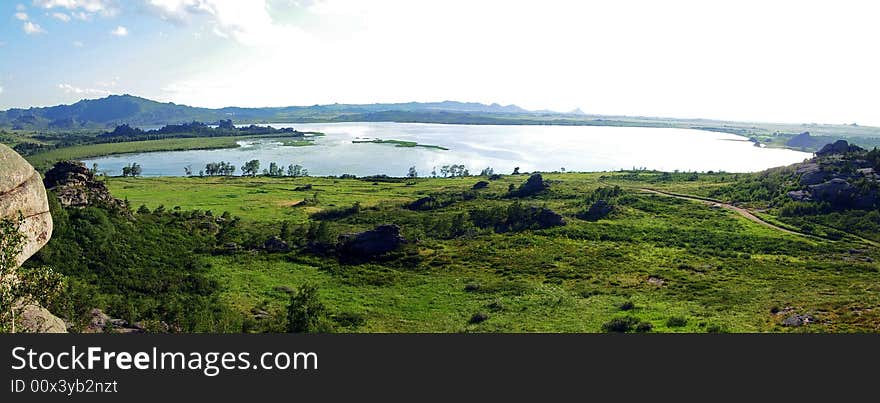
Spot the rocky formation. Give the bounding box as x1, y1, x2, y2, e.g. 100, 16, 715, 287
816, 140, 864, 156
263, 236, 291, 253
511, 174, 549, 197
785, 132, 825, 150
1, 144, 53, 266
530, 206, 566, 228
337, 224, 405, 257
43, 160, 124, 209
785, 141, 879, 209
1, 144, 64, 333
583, 200, 614, 221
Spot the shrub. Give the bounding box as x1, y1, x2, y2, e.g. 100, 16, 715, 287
464, 283, 481, 292
332, 312, 366, 328
666, 316, 688, 327
286, 284, 333, 333
487, 299, 505, 312
635, 321, 653, 333
469, 312, 489, 324
602, 317, 640, 333
619, 301, 635, 311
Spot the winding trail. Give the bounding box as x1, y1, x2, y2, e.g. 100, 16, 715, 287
638, 188, 811, 237
639, 188, 880, 247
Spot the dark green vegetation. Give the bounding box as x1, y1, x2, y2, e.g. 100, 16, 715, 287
4, 95, 880, 153
24, 148, 880, 332
352, 139, 449, 150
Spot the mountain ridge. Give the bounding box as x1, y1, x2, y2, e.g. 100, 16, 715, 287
0, 94, 537, 129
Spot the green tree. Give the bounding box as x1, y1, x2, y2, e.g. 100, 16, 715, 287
241, 160, 260, 177
286, 284, 331, 333
407, 166, 418, 178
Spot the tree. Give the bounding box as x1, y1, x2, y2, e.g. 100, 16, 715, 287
440, 165, 450, 177
512, 167, 520, 175
91, 163, 99, 175
1, 215, 63, 333
241, 160, 260, 177
480, 167, 494, 176
286, 284, 331, 333
287, 164, 303, 177
121, 166, 131, 177
407, 166, 418, 178
130, 163, 142, 177
184, 165, 193, 176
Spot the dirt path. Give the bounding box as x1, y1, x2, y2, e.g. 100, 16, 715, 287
638, 188, 810, 237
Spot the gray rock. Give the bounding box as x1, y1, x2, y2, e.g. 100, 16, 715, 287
337, 224, 405, 257
263, 236, 291, 253
531, 206, 566, 228
816, 140, 863, 156
786, 190, 812, 202
43, 160, 124, 209
513, 174, 549, 196
584, 199, 614, 221
781, 314, 815, 327
0, 144, 53, 266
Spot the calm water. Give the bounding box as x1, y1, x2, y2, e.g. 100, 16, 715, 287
84, 122, 812, 177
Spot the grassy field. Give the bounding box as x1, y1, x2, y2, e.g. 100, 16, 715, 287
25, 136, 245, 170
101, 173, 880, 332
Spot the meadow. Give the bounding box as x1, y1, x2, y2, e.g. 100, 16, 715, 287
77, 172, 880, 333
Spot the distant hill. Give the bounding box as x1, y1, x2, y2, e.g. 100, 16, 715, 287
0, 95, 534, 130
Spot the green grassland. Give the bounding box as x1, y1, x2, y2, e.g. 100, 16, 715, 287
97, 173, 880, 332
25, 136, 245, 170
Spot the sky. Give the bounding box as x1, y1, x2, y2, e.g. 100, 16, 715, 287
0, 0, 878, 125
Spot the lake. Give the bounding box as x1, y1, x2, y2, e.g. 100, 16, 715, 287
84, 122, 813, 177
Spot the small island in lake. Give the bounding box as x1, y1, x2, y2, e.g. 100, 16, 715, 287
352, 138, 449, 150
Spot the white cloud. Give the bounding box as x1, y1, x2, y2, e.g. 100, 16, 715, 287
51, 12, 71, 21
16, 4, 26, 11
14, 12, 29, 20
32, 0, 118, 18
0, 86, 4, 95
23, 21, 46, 34
58, 83, 111, 96
72, 40, 84, 47
110, 25, 128, 36
145, 0, 309, 46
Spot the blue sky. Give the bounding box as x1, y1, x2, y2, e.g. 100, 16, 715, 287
1, 1, 879, 126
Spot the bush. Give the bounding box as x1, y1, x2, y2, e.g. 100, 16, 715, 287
286, 284, 333, 333
635, 321, 653, 333
602, 317, 640, 333
469, 312, 489, 324
666, 316, 688, 327
619, 301, 635, 311
332, 312, 366, 328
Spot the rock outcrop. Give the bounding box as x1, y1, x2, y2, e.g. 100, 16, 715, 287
1, 144, 64, 333
263, 236, 291, 253
1, 144, 53, 266
584, 200, 614, 221
531, 207, 566, 228
337, 224, 405, 257
43, 160, 123, 209
511, 174, 549, 197
816, 140, 863, 156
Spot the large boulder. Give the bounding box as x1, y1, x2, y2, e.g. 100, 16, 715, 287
584, 199, 614, 221
263, 236, 291, 253
43, 160, 123, 209
337, 224, 405, 257
531, 207, 566, 228
816, 140, 863, 156
512, 174, 549, 197
809, 178, 878, 209
1, 144, 53, 266
1, 144, 64, 333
